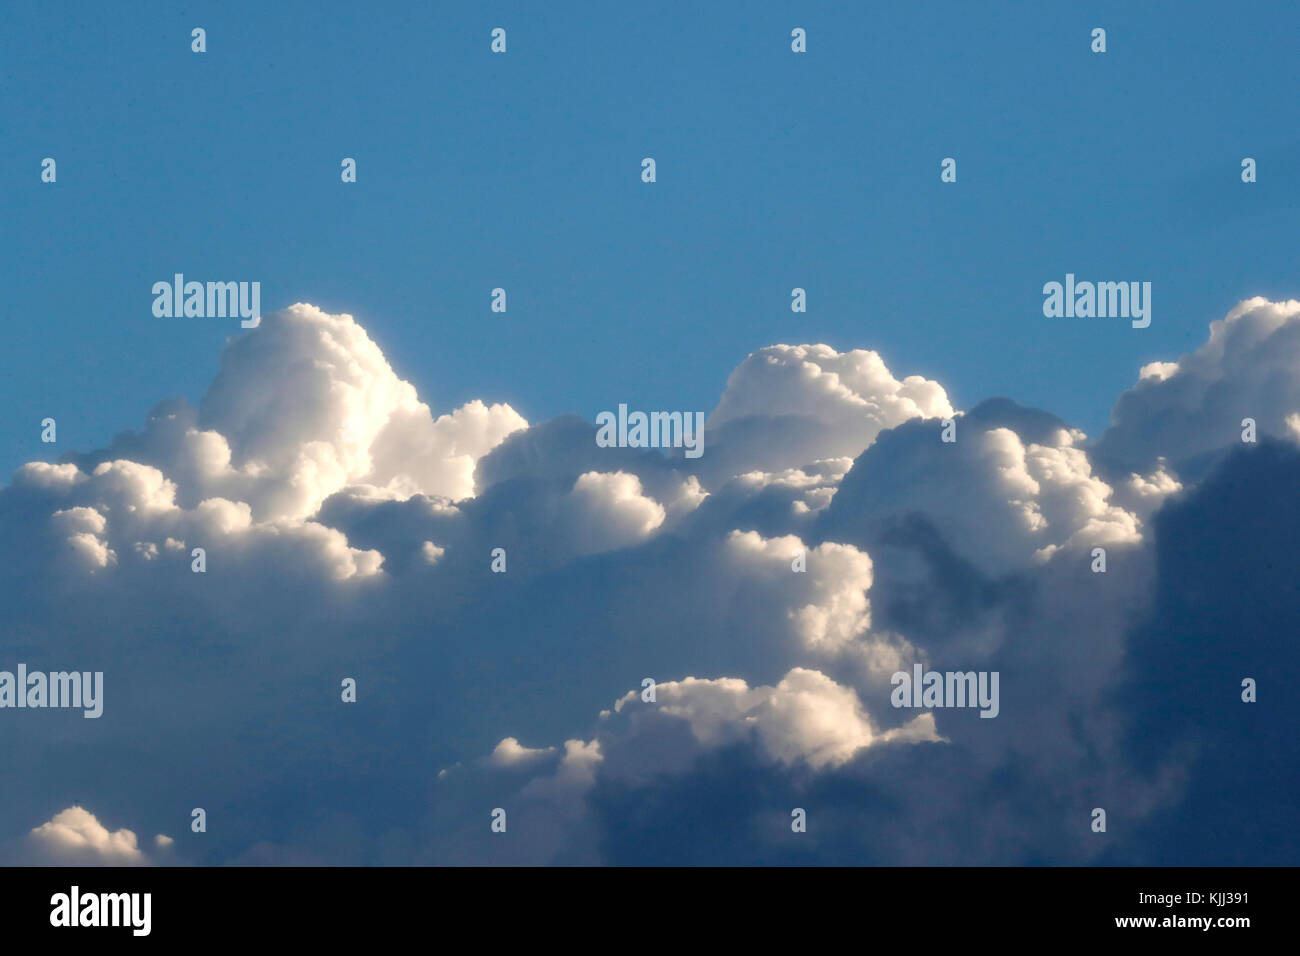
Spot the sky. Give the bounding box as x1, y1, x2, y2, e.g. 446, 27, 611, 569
4, 1, 1300, 480
1, 2, 1298, 867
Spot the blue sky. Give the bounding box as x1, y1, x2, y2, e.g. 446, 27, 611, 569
4, 1, 1298, 478
2, 2, 1298, 868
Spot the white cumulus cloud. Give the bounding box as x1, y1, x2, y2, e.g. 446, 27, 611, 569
19, 807, 169, 866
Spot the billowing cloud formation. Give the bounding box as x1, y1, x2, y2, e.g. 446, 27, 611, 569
698, 344, 953, 482
18, 458, 384, 582
1097, 296, 1300, 474
2, 297, 1297, 866
10, 807, 170, 866
820, 406, 1147, 572
559, 472, 666, 554
10, 306, 530, 588
67, 304, 527, 523
202, 304, 528, 516
613, 668, 942, 770
710, 344, 952, 435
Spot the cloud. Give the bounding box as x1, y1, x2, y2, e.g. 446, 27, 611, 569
12, 807, 171, 866
708, 344, 953, 439
28, 458, 384, 583
559, 472, 666, 554
485, 737, 556, 768
1097, 296, 1300, 475
620, 668, 942, 771
1109, 440, 1300, 863
818, 400, 1143, 572
698, 344, 952, 482
67, 304, 527, 522
1, 297, 1296, 866
721, 530, 906, 677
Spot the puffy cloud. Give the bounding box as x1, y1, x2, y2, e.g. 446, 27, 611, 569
16, 807, 169, 866
197, 304, 525, 517
428, 667, 942, 863
613, 668, 941, 771
1113, 458, 1183, 519
485, 737, 555, 768
63, 305, 526, 523
558, 472, 666, 554
64, 531, 116, 570
820, 402, 1142, 572
723, 531, 877, 658
699, 344, 952, 481
6, 305, 533, 588
16, 461, 85, 491
362, 399, 529, 506
520, 738, 604, 800
29, 461, 382, 582
1098, 297, 1300, 474
51, 506, 106, 536
709, 344, 952, 437
727, 460, 851, 516
2, 297, 1297, 867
